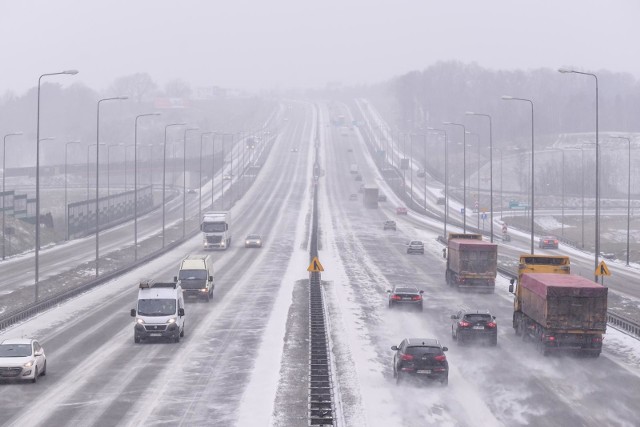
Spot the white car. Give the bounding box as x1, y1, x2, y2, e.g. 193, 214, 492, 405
0, 338, 47, 383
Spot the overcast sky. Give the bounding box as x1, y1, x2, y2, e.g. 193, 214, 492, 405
1, 0, 639, 95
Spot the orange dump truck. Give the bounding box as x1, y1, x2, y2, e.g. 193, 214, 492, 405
445, 233, 497, 292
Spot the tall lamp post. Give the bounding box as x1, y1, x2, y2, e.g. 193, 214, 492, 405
612, 136, 632, 265
211, 133, 217, 209
182, 127, 199, 238
199, 132, 214, 222
428, 128, 448, 239
35, 69, 78, 289
162, 123, 186, 247
558, 68, 600, 280
95, 96, 128, 278
64, 140, 80, 241
107, 143, 125, 226
466, 131, 481, 230
134, 113, 160, 261
2, 132, 23, 259
502, 96, 535, 254
466, 112, 494, 242
444, 122, 467, 233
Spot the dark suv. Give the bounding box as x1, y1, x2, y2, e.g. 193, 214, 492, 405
383, 220, 397, 231
451, 310, 497, 346
391, 338, 448, 385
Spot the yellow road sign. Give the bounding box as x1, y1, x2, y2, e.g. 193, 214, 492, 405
307, 256, 324, 272
595, 260, 611, 277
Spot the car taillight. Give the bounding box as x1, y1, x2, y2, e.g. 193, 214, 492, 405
459, 320, 471, 327
391, 295, 402, 301
592, 336, 603, 343
434, 355, 446, 362
486, 322, 497, 328
401, 353, 414, 361
411, 295, 422, 301
543, 334, 555, 341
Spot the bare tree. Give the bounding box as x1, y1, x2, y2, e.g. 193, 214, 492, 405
109, 73, 157, 103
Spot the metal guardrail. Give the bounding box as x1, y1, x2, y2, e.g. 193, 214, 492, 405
308, 113, 335, 426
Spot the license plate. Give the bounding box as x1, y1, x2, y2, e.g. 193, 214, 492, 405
473, 326, 485, 330
417, 370, 431, 374
402, 297, 411, 300
149, 333, 161, 337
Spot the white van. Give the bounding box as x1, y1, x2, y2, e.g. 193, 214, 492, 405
130, 280, 185, 343
174, 255, 214, 302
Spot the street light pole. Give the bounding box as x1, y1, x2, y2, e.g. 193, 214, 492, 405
444, 122, 466, 233
612, 136, 632, 265
182, 128, 199, 238
107, 143, 125, 226
64, 140, 80, 241
134, 113, 160, 261
199, 132, 214, 222
211, 133, 216, 209
466, 112, 494, 242
428, 128, 448, 240
2, 132, 23, 259
502, 96, 535, 254
163, 123, 186, 247
559, 68, 600, 280
466, 131, 481, 230
95, 96, 127, 277
35, 69, 78, 290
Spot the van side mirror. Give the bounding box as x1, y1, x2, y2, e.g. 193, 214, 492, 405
178, 308, 185, 317
493, 316, 497, 320
450, 314, 458, 320
508, 284, 514, 293
386, 290, 391, 293
419, 290, 424, 294
130, 309, 136, 317
174, 276, 178, 283
442, 346, 448, 352
509, 278, 515, 285
209, 276, 213, 282
391, 345, 398, 351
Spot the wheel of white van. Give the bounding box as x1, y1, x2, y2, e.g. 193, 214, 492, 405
41, 361, 46, 376
180, 326, 185, 338
134, 335, 141, 344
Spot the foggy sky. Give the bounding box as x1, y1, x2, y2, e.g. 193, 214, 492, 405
1, 0, 639, 95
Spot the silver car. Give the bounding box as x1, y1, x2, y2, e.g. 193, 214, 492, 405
0, 338, 47, 383
245, 234, 263, 248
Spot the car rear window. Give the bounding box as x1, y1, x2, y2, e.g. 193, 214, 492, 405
463, 314, 492, 322
406, 346, 441, 356
410, 241, 422, 245
395, 287, 417, 294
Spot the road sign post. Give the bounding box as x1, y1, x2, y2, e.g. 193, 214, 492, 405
595, 260, 611, 286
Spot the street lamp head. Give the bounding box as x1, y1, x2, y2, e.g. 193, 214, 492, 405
501, 95, 514, 100
116, 96, 128, 100
39, 137, 55, 142
63, 69, 79, 75
557, 68, 574, 74
465, 111, 476, 116
443, 121, 454, 125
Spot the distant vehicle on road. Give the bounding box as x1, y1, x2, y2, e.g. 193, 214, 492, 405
383, 220, 396, 231
391, 338, 448, 386
354, 174, 363, 181
387, 286, 424, 310
539, 236, 559, 249
290, 148, 298, 153
396, 207, 408, 215
244, 234, 263, 248
406, 240, 424, 254
222, 174, 232, 180
417, 170, 425, 178
131, 280, 185, 344
378, 194, 387, 202
451, 310, 497, 346
0, 338, 47, 383
436, 197, 445, 205
349, 194, 358, 201
187, 189, 197, 195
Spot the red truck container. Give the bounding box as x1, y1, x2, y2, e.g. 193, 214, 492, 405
445, 233, 497, 292
513, 273, 607, 356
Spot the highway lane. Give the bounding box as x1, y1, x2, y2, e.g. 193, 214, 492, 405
0, 102, 315, 426
317, 102, 640, 426
0, 112, 280, 298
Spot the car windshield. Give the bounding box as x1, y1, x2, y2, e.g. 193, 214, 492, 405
0, 344, 32, 357
202, 223, 226, 232
178, 269, 207, 280
410, 241, 422, 245
138, 299, 176, 316
247, 235, 260, 240
464, 314, 492, 322
394, 287, 418, 294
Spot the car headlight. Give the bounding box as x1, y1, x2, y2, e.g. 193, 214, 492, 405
201, 288, 208, 292
136, 318, 145, 324
246, 241, 250, 245
23, 360, 34, 368
166, 317, 177, 324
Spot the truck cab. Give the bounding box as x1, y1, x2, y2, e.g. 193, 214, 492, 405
201, 211, 232, 250
131, 280, 185, 343
174, 255, 214, 302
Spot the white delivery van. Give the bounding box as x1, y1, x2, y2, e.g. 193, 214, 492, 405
130, 280, 185, 343
174, 255, 214, 302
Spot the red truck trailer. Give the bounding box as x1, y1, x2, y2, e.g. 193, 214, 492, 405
445, 233, 497, 292
510, 273, 607, 357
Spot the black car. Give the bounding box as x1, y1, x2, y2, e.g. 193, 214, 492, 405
451, 310, 497, 346
383, 220, 396, 231
539, 236, 559, 249
391, 338, 448, 385
387, 286, 423, 311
